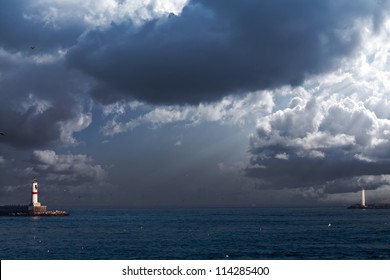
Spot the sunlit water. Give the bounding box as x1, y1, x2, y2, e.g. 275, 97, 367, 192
1, 207, 390, 259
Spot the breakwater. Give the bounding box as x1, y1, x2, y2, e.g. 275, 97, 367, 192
0, 205, 69, 216
347, 203, 390, 209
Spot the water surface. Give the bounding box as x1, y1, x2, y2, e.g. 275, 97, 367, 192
1, 207, 389, 259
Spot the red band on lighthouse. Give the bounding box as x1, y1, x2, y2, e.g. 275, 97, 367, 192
32, 192, 38, 195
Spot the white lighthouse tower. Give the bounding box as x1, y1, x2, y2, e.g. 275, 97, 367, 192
361, 187, 366, 208
31, 178, 41, 206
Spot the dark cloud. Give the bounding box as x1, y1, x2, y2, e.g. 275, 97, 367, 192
0, 1, 92, 150
67, 0, 388, 104
0, 58, 91, 149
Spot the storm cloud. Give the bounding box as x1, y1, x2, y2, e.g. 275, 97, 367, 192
67, 0, 388, 104
0, 53, 91, 149
2, 0, 390, 207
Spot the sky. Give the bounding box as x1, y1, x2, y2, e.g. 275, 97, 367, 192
1, 0, 390, 207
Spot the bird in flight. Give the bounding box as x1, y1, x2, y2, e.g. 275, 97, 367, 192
30, 46, 35, 50
0, 132, 4, 136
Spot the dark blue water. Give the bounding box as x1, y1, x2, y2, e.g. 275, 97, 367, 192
1, 207, 390, 259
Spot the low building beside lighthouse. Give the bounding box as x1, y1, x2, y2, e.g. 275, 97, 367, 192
0, 178, 68, 216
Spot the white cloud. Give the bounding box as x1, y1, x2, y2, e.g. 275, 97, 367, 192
101, 91, 274, 135
31, 150, 107, 183
102, 100, 143, 116
251, 88, 390, 161
20, 93, 52, 115
0, 47, 66, 65
141, 106, 190, 127
59, 111, 92, 146
28, 0, 189, 28
275, 153, 289, 160
101, 118, 140, 136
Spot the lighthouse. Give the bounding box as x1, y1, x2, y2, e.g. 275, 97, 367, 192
361, 187, 366, 208
31, 178, 41, 207
0, 178, 68, 216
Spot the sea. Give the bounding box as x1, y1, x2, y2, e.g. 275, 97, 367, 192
1, 207, 390, 260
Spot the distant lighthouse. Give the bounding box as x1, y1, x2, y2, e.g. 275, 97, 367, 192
348, 185, 390, 209
361, 187, 366, 207
31, 178, 41, 207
